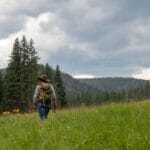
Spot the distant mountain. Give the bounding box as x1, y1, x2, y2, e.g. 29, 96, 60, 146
78, 77, 148, 92
61, 73, 148, 96
61, 73, 98, 96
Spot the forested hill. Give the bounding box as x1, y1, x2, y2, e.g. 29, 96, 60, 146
61, 73, 148, 95
78, 77, 148, 92
61, 73, 98, 96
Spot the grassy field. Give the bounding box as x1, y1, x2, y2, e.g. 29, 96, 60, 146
0, 101, 150, 150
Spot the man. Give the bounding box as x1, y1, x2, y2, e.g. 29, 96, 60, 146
33, 74, 57, 120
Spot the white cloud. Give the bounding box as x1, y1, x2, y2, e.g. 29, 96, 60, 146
133, 68, 150, 80
24, 12, 69, 52
0, 10, 98, 68
73, 74, 95, 79
0, 38, 13, 68
0, 12, 70, 66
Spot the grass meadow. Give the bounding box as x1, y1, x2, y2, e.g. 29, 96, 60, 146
0, 100, 150, 150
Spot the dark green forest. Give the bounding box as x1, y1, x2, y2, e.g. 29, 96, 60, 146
0, 36, 150, 113
0, 36, 66, 112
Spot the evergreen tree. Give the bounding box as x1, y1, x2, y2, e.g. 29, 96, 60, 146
4, 38, 22, 111
143, 82, 150, 98
0, 72, 4, 112
55, 65, 67, 107
39, 64, 45, 75
19, 36, 39, 111
4, 36, 39, 112
45, 63, 55, 84
27, 39, 39, 107
20, 35, 29, 109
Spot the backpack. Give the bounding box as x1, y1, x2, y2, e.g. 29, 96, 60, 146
39, 82, 52, 102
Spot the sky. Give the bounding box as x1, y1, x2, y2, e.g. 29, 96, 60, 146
0, 0, 150, 79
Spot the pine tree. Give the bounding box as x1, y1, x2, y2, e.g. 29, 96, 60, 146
144, 81, 150, 99
19, 36, 39, 111
45, 63, 55, 84
55, 65, 67, 107
4, 36, 39, 112
20, 35, 29, 107
0, 72, 4, 112
27, 39, 39, 107
4, 38, 22, 111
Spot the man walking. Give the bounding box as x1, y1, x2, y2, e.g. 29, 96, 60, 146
33, 74, 57, 120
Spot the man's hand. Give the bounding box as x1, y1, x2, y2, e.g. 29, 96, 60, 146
51, 98, 58, 113
33, 102, 37, 110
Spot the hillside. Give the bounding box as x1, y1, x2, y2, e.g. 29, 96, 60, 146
61, 73, 148, 96
78, 77, 148, 92
61, 73, 98, 96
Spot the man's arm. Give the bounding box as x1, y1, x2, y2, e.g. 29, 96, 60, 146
50, 84, 57, 112
33, 85, 40, 104
50, 84, 57, 100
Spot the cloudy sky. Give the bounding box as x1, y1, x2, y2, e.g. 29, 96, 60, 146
0, 0, 150, 79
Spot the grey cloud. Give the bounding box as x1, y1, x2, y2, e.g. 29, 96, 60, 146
0, 15, 26, 38
1, 0, 150, 77
0, 0, 67, 38
46, 44, 150, 77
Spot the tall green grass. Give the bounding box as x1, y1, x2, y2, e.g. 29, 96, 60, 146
0, 101, 150, 150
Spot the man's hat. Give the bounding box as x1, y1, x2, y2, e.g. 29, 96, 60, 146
38, 74, 50, 82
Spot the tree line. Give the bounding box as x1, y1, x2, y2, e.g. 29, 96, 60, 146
0, 36, 66, 113
67, 81, 150, 106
